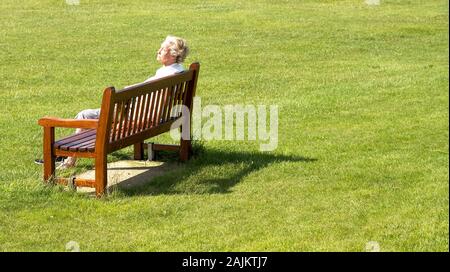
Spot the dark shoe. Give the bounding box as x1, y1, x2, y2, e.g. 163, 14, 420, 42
34, 157, 67, 165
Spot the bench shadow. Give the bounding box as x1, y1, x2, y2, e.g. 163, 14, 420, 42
112, 146, 316, 197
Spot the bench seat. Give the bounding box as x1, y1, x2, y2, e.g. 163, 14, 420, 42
55, 129, 97, 152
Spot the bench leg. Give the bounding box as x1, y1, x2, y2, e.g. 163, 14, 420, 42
95, 154, 108, 197
180, 139, 191, 162
134, 142, 144, 160
43, 127, 55, 182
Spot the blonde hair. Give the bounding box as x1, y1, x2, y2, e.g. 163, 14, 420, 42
162, 35, 189, 64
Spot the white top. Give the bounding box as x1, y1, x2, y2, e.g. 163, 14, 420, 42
144, 63, 185, 82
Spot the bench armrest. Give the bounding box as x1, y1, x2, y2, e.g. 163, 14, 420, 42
38, 117, 99, 129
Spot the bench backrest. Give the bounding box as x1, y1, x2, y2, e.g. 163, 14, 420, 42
95, 62, 200, 154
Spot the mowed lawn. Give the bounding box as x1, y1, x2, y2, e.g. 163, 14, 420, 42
0, 0, 448, 251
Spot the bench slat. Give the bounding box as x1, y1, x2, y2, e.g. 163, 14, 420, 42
63, 133, 96, 149
164, 85, 176, 122
61, 137, 95, 151
114, 101, 124, 141
141, 93, 152, 131
54, 129, 96, 148
69, 138, 96, 152
54, 149, 96, 158
135, 94, 146, 134
126, 96, 136, 137
146, 92, 157, 130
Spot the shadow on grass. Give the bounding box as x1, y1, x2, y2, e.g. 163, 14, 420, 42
114, 144, 316, 197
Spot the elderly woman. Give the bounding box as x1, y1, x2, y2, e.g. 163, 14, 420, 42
143, 35, 190, 82
58, 35, 190, 168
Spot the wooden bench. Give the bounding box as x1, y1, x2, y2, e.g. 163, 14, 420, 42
38, 62, 200, 197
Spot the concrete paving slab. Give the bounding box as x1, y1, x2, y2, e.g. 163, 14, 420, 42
75, 160, 177, 195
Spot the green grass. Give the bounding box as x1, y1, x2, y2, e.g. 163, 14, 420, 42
0, 0, 448, 251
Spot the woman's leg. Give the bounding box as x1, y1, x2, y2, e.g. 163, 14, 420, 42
74, 109, 101, 133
